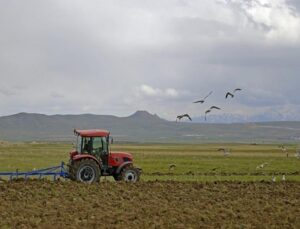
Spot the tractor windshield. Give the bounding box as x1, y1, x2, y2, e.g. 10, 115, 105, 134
92, 137, 108, 155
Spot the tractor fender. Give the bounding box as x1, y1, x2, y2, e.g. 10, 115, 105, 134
72, 154, 102, 168
116, 161, 133, 174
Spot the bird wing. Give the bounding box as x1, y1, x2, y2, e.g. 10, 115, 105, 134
226, 92, 234, 98
177, 115, 183, 120
234, 88, 242, 92
193, 100, 204, 104
210, 106, 221, 110
184, 114, 192, 121
204, 91, 213, 100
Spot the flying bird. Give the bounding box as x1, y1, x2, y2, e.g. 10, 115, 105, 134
234, 88, 242, 93
204, 109, 211, 121
193, 99, 205, 104
225, 92, 234, 99
193, 91, 213, 104
210, 106, 221, 110
176, 114, 192, 122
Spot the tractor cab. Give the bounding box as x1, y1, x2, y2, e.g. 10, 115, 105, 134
74, 129, 110, 167
68, 129, 141, 183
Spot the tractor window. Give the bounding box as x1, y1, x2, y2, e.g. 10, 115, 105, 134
82, 137, 92, 154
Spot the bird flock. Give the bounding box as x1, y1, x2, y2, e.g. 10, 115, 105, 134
176, 88, 242, 122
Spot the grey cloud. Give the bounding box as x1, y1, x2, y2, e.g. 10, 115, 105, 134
0, 0, 299, 121
0, 88, 15, 96
288, 0, 300, 12
50, 92, 65, 99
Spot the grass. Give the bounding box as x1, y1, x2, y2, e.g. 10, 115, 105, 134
0, 142, 299, 182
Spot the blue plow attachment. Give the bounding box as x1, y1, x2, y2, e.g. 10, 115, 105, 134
0, 162, 69, 181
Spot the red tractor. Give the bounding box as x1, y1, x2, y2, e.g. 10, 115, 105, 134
68, 129, 141, 183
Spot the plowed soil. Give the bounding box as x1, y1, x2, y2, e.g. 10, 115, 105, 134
0, 181, 299, 229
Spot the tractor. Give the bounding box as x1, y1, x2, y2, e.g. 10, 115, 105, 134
68, 129, 141, 183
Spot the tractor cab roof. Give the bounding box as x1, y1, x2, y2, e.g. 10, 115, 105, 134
74, 129, 110, 137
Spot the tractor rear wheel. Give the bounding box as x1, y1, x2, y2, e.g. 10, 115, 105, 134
72, 159, 100, 184
121, 167, 140, 182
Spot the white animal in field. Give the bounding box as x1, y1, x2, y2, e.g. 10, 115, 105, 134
295, 150, 300, 159
272, 176, 277, 182
256, 162, 268, 169
217, 148, 230, 156
169, 164, 177, 171
282, 175, 286, 181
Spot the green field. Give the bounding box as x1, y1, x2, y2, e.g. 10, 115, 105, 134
0, 142, 299, 182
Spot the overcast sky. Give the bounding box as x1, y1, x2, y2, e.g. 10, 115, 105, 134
0, 0, 300, 121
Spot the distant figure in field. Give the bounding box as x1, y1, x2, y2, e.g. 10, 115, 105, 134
217, 148, 230, 156
256, 162, 268, 169
295, 149, 300, 159
169, 164, 176, 171
279, 145, 289, 158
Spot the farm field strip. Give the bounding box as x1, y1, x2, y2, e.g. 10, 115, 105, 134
0, 143, 299, 182
0, 181, 299, 228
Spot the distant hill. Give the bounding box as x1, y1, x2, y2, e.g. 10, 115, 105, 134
0, 111, 300, 143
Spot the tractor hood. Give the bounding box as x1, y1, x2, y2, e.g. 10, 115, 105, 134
109, 151, 133, 166
110, 151, 133, 160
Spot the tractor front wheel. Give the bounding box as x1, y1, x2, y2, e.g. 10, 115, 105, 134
72, 159, 100, 184
121, 167, 140, 182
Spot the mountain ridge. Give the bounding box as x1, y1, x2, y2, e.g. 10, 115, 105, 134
0, 111, 300, 143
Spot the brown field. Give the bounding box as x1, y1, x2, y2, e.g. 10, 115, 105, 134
0, 180, 299, 229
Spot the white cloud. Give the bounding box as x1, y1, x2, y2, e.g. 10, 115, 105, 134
225, 0, 300, 43
166, 88, 179, 97
139, 84, 161, 97
137, 84, 179, 98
